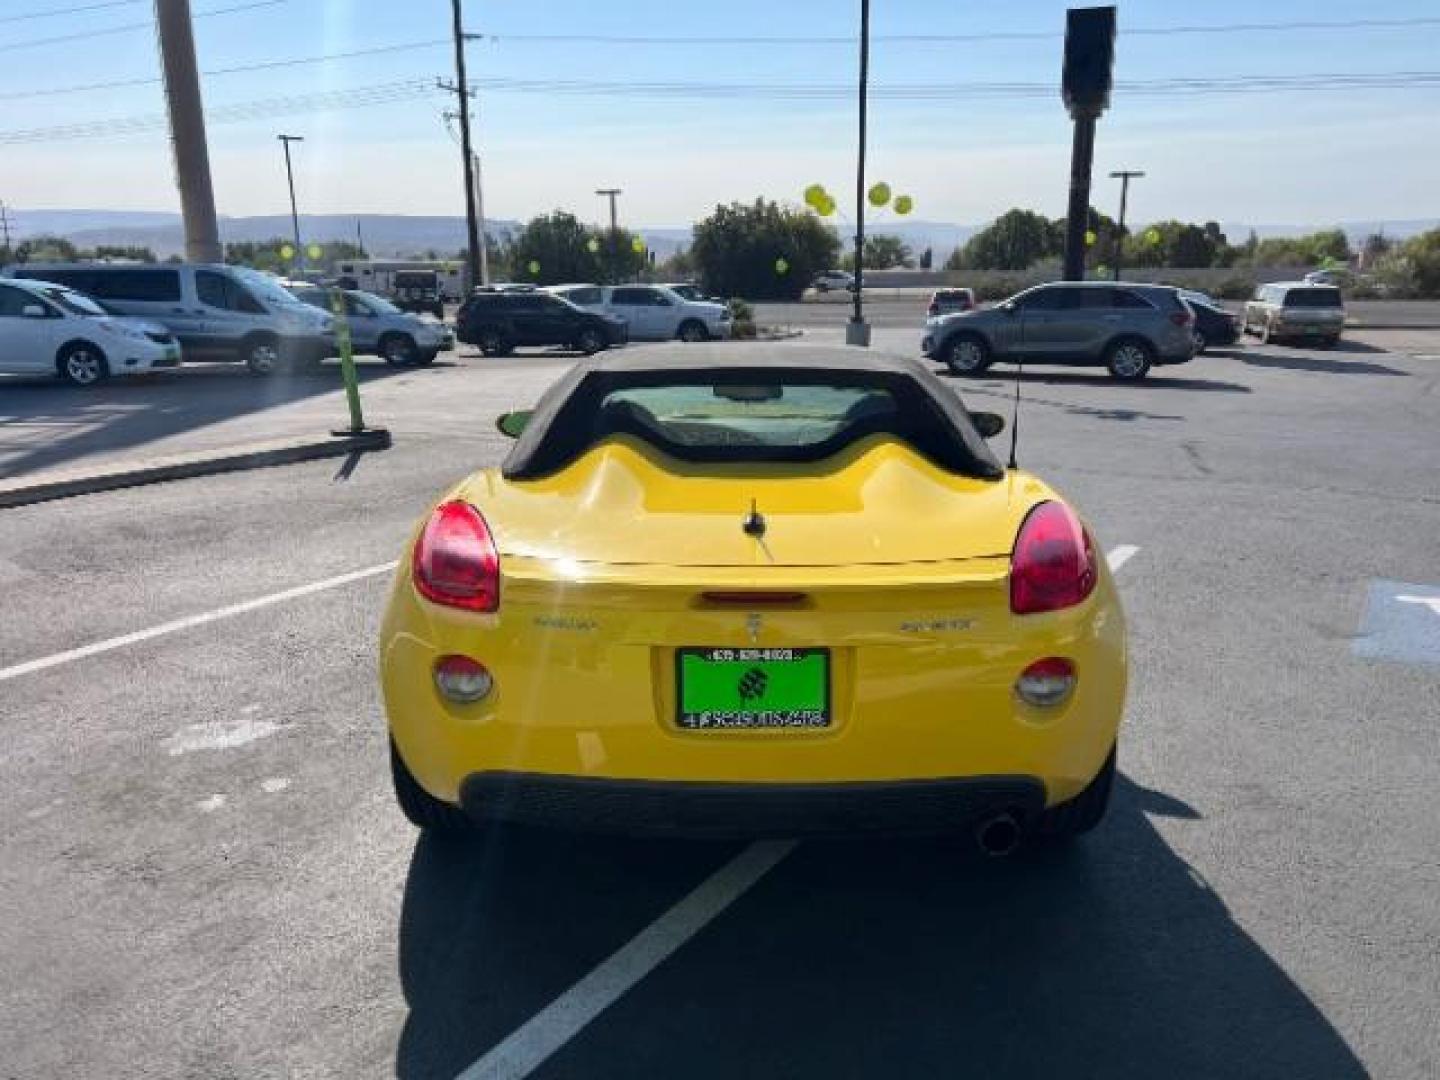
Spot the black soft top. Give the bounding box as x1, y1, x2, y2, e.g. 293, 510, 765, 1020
501, 344, 1004, 481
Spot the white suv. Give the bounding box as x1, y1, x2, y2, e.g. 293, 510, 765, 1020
547, 284, 731, 342
0, 278, 181, 386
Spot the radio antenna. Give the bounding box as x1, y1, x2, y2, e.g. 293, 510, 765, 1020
1006, 356, 1024, 470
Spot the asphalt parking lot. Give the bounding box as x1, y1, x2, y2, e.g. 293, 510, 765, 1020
2, 331, 1439, 1077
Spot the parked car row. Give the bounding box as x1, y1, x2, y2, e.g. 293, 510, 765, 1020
454, 282, 730, 357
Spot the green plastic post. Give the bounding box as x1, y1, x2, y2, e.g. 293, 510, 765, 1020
330, 288, 365, 432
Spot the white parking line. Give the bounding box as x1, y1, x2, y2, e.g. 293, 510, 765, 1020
457, 839, 798, 1080
0, 562, 397, 684
1107, 544, 1140, 572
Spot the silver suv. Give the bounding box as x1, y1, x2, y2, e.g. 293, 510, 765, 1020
1239, 282, 1344, 347
921, 281, 1197, 381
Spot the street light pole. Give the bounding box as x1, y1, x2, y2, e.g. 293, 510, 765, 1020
277, 134, 305, 274
847, 0, 871, 346
595, 188, 622, 234
450, 0, 482, 292
1109, 169, 1144, 282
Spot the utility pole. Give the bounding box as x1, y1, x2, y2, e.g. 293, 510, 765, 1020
471, 151, 490, 286
277, 134, 305, 274
595, 188, 622, 234
1109, 169, 1144, 281
846, 0, 871, 346
447, 0, 482, 291
154, 0, 222, 262
0, 201, 11, 254
1060, 6, 1117, 282
355, 218, 365, 258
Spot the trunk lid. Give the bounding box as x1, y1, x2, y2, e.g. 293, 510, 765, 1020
459, 439, 1041, 569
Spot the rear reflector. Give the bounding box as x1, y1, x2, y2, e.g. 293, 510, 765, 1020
1170, 310, 1193, 326
1015, 657, 1077, 706
434, 655, 494, 703
701, 591, 809, 606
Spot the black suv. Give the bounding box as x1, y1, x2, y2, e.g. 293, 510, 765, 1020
456, 291, 627, 357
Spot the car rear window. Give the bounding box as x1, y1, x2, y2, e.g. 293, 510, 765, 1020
598, 384, 900, 451
508, 367, 1003, 478
1285, 288, 1342, 308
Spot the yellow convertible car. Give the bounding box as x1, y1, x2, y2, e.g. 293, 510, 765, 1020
380, 347, 1126, 853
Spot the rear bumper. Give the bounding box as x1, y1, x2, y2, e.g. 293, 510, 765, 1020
458, 772, 1045, 837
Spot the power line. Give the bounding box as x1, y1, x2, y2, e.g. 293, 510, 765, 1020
0, 1, 143, 24
477, 16, 1440, 46
0, 80, 440, 145
3, 70, 1437, 146
0, 39, 449, 101
0, 0, 286, 53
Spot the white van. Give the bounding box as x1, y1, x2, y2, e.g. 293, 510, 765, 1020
4, 263, 332, 375
0, 277, 181, 386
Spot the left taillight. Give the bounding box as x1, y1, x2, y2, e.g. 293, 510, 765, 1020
1010, 501, 1097, 615
412, 500, 500, 611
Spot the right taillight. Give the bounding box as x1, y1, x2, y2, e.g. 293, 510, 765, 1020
412, 501, 500, 611
1010, 501, 1097, 615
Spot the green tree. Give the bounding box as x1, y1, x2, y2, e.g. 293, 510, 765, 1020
918, 246, 933, 270
952, 210, 1060, 272
13, 236, 77, 263
507, 211, 604, 285
1401, 227, 1440, 296
691, 198, 841, 300
659, 246, 696, 280
859, 234, 913, 269
593, 228, 649, 284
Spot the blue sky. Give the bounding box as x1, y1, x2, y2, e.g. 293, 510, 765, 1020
2, 0, 1437, 229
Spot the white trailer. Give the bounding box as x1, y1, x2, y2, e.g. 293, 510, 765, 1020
334, 259, 467, 302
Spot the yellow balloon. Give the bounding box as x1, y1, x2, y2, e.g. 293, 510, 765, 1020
1085, 230, 1098, 246
631, 236, 646, 254
306, 244, 323, 260
868, 182, 892, 207
586, 237, 600, 253
279, 244, 295, 260
527, 260, 540, 275
816, 195, 836, 217
1146, 229, 1161, 245
893, 195, 914, 215
774, 256, 790, 275
803, 183, 827, 208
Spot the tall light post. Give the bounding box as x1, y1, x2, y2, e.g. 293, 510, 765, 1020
846, 0, 871, 346
1109, 169, 1144, 281
277, 134, 305, 274
155, 0, 222, 263
595, 188, 622, 234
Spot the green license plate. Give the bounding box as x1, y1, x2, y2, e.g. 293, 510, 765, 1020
676, 647, 830, 730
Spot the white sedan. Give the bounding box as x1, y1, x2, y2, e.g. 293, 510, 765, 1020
0, 277, 181, 386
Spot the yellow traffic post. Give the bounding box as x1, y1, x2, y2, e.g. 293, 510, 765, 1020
330, 287, 368, 434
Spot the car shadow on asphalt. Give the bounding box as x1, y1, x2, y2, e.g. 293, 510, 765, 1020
393, 774, 1366, 1079
1235, 350, 1409, 376
0, 359, 421, 480
940, 368, 1252, 394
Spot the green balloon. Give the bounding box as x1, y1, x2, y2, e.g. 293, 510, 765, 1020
527, 260, 540, 276
816, 196, 836, 217
774, 257, 790, 275
1146, 229, 1161, 245
803, 183, 827, 209
867, 182, 892, 207
893, 195, 914, 216
631, 236, 646, 254
586, 237, 600, 253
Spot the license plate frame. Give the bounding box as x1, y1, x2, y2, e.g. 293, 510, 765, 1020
675, 647, 831, 731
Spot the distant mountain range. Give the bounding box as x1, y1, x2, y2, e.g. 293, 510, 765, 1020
5, 209, 1435, 261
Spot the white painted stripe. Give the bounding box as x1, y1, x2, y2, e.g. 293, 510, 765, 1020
457, 839, 798, 1080
1107, 545, 1139, 572
0, 562, 396, 684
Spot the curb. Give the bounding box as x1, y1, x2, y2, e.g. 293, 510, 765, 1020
0, 428, 392, 510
